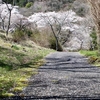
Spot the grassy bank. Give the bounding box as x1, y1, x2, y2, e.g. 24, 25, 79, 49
80, 50, 100, 66
0, 34, 55, 97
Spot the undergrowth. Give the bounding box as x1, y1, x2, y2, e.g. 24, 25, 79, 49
80, 50, 100, 66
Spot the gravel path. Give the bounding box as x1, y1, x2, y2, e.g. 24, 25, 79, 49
21, 52, 100, 99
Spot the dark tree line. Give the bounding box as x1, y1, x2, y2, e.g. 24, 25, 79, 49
2, 0, 75, 7
2, 0, 32, 6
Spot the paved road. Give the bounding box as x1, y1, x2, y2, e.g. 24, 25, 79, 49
22, 52, 100, 99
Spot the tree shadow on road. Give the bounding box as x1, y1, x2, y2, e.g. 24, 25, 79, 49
2, 95, 100, 100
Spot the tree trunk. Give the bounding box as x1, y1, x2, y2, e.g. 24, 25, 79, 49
55, 36, 59, 51
1, 19, 5, 30
50, 24, 59, 51
13, 0, 15, 6
6, 10, 11, 36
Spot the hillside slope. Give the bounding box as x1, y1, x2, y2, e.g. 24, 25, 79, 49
19, 0, 75, 16
0, 32, 54, 97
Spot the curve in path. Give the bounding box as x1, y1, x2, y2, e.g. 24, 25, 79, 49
22, 52, 100, 99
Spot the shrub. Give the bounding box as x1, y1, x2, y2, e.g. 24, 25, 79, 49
62, 0, 75, 4
24, 28, 33, 37
25, 2, 33, 8
72, 1, 89, 17
11, 45, 19, 50
49, 37, 63, 51
31, 29, 41, 43
88, 56, 98, 63
31, 29, 50, 47
12, 26, 33, 42
96, 58, 100, 63
12, 29, 26, 42
19, 0, 27, 7
90, 29, 97, 50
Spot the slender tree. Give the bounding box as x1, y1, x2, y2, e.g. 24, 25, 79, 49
5, 3, 13, 36
87, 0, 100, 55
40, 13, 71, 51
41, 15, 61, 51
2, 1, 13, 36
0, 13, 6, 30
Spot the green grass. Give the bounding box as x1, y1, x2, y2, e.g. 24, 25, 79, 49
0, 42, 55, 97
80, 50, 100, 66
80, 50, 98, 57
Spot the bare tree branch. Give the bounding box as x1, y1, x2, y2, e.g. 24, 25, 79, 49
40, 13, 72, 51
